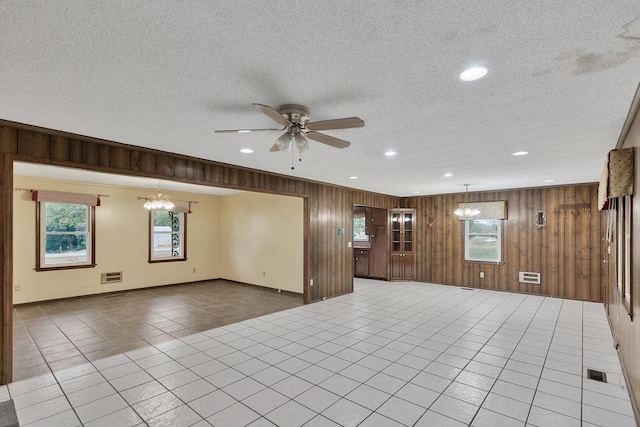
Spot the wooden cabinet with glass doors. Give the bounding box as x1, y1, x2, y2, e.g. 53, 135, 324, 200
389, 209, 416, 281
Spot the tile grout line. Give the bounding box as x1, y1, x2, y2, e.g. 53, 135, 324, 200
464, 293, 554, 426
522, 298, 570, 425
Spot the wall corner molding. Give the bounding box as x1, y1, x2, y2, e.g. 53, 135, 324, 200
617, 82, 640, 149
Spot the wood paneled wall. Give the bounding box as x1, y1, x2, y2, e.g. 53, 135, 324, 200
0, 119, 612, 388
608, 89, 640, 414
0, 121, 400, 383
402, 184, 606, 301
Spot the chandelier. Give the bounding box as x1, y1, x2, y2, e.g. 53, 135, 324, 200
454, 184, 480, 218
143, 181, 175, 210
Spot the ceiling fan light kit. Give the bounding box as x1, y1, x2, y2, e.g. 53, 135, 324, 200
215, 103, 364, 169
454, 184, 480, 218
143, 180, 175, 210
143, 190, 175, 210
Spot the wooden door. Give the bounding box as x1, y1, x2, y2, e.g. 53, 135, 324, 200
390, 254, 402, 280
389, 209, 416, 281
402, 254, 415, 280
369, 208, 388, 279
364, 207, 372, 235
402, 211, 415, 280
354, 249, 370, 277
390, 211, 402, 253
371, 207, 387, 225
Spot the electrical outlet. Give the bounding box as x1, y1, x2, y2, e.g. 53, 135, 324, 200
263, 271, 266, 277
310, 279, 314, 287
480, 272, 484, 278
14, 284, 20, 292
192, 268, 196, 273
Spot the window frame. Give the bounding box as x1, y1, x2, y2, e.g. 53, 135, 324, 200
353, 215, 370, 242
36, 201, 96, 271
612, 195, 633, 318
148, 210, 187, 263
464, 218, 502, 263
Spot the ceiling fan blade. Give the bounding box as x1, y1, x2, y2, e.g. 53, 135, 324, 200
270, 132, 291, 152
306, 131, 351, 149
269, 142, 281, 152
306, 117, 364, 131
252, 103, 292, 128
215, 128, 282, 133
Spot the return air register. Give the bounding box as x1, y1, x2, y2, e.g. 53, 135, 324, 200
587, 369, 607, 383
518, 272, 540, 285
101, 272, 123, 284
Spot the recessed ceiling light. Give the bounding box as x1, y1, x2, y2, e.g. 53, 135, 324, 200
459, 66, 489, 81
239, 148, 253, 154
413, 191, 421, 194
544, 179, 555, 183
349, 176, 359, 180
444, 173, 453, 178
238, 130, 252, 133
384, 151, 397, 157
512, 151, 529, 156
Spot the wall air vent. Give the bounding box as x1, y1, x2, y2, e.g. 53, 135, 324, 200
587, 369, 607, 383
101, 272, 123, 284
518, 272, 540, 285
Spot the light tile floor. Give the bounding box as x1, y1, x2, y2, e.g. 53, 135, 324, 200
5, 279, 637, 426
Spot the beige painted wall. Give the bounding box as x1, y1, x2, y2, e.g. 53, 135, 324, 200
13, 176, 304, 303
220, 192, 304, 293
13, 176, 222, 304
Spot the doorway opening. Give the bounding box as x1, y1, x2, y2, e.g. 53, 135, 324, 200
352, 205, 389, 280
11, 162, 307, 381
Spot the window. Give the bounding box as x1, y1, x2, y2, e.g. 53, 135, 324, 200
37, 201, 95, 270
464, 219, 502, 263
353, 215, 369, 241
149, 210, 186, 262
611, 195, 632, 316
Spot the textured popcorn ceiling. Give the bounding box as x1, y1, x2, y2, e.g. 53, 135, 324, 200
2, 1, 640, 196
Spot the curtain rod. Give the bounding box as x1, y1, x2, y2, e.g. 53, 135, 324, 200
14, 188, 109, 197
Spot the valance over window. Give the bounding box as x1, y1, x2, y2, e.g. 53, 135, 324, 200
32, 190, 101, 206
170, 200, 191, 213
598, 148, 634, 210
456, 201, 507, 220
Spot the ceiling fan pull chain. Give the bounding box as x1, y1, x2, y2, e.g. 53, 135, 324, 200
291, 147, 295, 170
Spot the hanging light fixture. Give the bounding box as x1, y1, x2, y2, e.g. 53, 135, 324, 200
143, 181, 175, 210
454, 184, 480, 218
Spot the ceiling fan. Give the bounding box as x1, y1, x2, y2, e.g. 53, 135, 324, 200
215, 104, 364, 167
